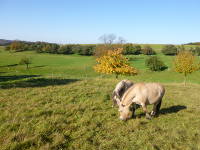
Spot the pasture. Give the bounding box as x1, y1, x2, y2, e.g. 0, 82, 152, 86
0, 46, 200, 149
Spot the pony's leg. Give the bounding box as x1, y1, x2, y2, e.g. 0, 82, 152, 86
151, 100, 162, 116
155, 99, 162, 115
141, 104, 151, 119
151, 104, 157, 116
131, 104, 136, 118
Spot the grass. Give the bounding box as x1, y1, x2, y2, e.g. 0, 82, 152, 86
1, 79, 200, 149
0, 47, 200, 149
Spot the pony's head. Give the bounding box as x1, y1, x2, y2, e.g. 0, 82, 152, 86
118, 102, 133, 121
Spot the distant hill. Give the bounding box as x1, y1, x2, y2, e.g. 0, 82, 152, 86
0, 39, 58, 46
0, 39, 13, 46
185, 42, 200, 45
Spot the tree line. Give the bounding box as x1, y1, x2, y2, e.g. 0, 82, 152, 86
5, 41, 200, 56
5, 41, 95, 56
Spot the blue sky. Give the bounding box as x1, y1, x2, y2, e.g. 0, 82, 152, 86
0, 0, 200, 44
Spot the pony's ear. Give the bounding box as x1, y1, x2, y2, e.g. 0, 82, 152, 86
116, 98, 121, 106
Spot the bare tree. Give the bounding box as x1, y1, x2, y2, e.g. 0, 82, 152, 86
107, 34, 116, 44
98, 34, 108, 44
118, 36, 126, 44
98, 34, 117, 45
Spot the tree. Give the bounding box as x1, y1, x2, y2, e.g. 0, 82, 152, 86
145, 56, 167, 71
123, 44, 134, 55
118, 36, 126, 44
58, 45, 74, 54
132, 45, 142, 55
142, 45, 156, 55
42, 44, 51, 53
94, 48, 138, 78
107, 34, 116, 44
79, 45, 95, 56
174, 51, 200, 86
19, 56, 32, 69
194, 47, 200, 56
190, 47, 200, 56
162, 45, 177, 55
123, 44, 142, 55
99, 34, 108, 44
72, 44, 82, 54
98, 34, 117, 45
10, 41, 25, 52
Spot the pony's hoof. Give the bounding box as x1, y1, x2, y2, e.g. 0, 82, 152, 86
146, 114, 152, 120
132, 115, 136, 119
150, 111, 156, 116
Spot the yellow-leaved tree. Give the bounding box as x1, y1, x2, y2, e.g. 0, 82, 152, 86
94, 48, 138, 78
174, 51, 200, 85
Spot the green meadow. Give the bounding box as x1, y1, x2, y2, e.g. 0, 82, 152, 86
0, 46, 200, 149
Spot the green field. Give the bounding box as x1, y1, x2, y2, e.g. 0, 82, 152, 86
0, 46, 200, 149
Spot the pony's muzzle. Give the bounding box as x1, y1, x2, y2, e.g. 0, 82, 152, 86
119, 116, 127, 121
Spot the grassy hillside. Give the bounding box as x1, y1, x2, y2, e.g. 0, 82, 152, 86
0, 47, 200, 149
1, 48, 200, 85
1, 78, 200, 149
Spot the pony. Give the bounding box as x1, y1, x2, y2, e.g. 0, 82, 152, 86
118, 82, 165, 121
112, 80, 133, 107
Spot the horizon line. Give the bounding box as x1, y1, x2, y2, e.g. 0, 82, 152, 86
1, 38, 199, 45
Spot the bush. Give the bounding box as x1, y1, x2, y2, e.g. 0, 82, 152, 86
132, 45, 142, 55
10, 41, 26, 52
141, 45, 156, 55
145, 56, 167, 71
123, 44, 142, 55
72, 45, 82, 54
123, 44, 133, 55
193, 47, 200, 56
161, 45, 177, 55
79, 45, 95, 56
58, 45, 74, 54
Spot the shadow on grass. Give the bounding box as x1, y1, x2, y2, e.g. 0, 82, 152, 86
159, 66, 168, 71
159, 105, 187, 115
128, 57, 144, 62
0, 64, 18, 68
136, 105, 187, 118
0, 78, 80, 89
0, 75, 40, 82
31, 65, 46, 69
0, 72, 6, 74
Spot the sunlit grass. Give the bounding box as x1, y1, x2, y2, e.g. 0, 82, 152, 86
0, 48, 200, 149
0, 79, 200, 149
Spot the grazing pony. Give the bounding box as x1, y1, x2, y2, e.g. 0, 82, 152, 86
118, 83, 165, 121
112, 80, 133, 107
